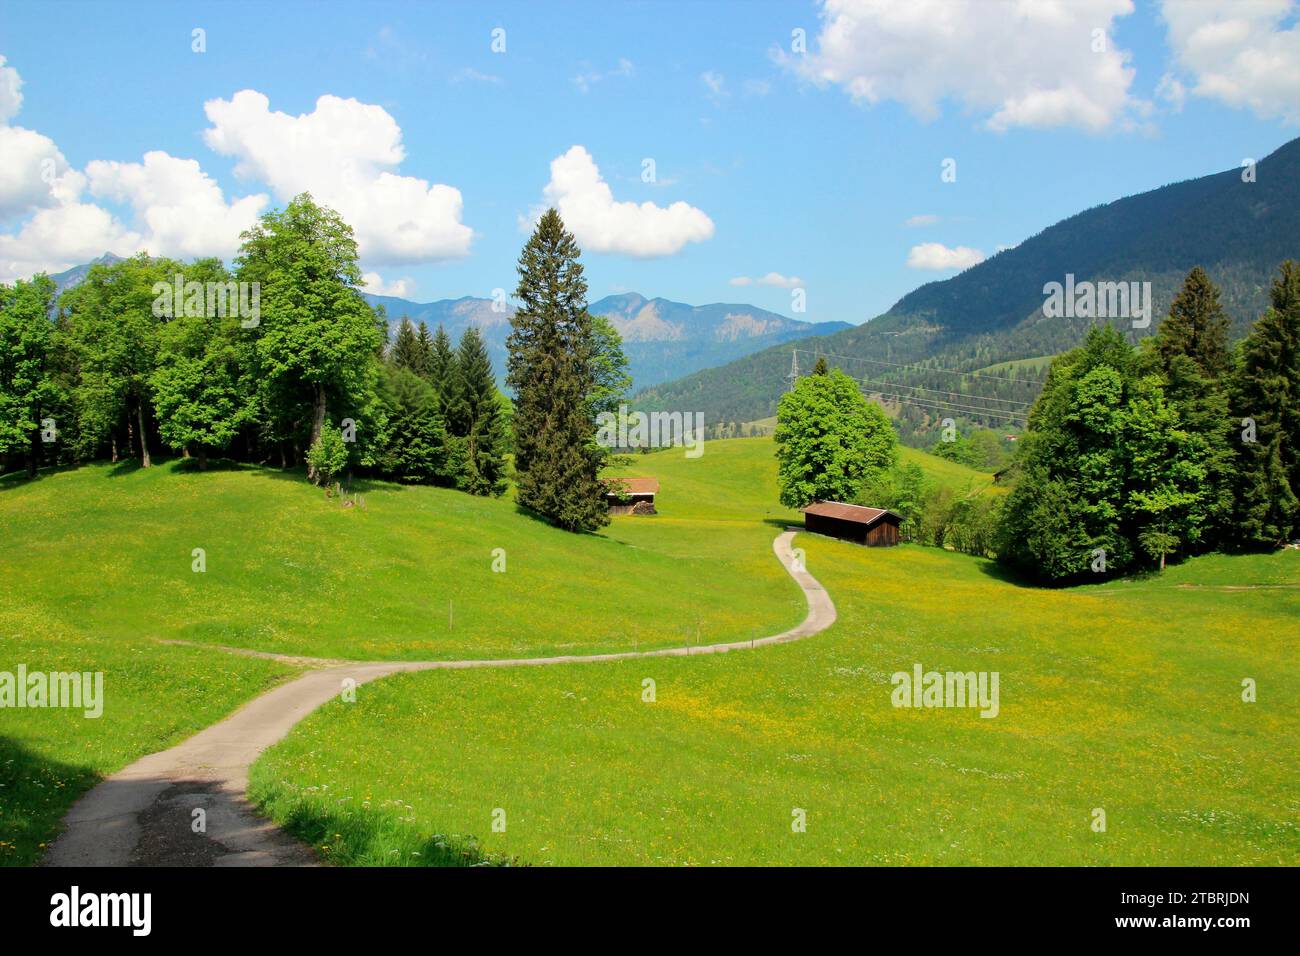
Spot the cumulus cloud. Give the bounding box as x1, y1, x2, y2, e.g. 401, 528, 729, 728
86, 151, 267, 260
731, 272, 803, 288
203, 89, 474, 264
534, 145, 714, 257
785, 0, 1141, 133
361, 271, 415, 297
1159, 0, 1300, 124
0, 55, 22, 123
0, 57, 262, 280
906, 242, 985, 270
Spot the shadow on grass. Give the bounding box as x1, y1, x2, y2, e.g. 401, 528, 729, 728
0, 735, 99, 867
255, 791, 518, 867
0, 462, 82, 492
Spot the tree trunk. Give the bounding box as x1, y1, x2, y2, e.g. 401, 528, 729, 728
111, 432, 119, 464
307, 384, 327, 481
1159, 552, 1166, 572
197, 447, 208, 470
136, 399, 151, 467
25, 433, 37, 479
280, 442, 287, 469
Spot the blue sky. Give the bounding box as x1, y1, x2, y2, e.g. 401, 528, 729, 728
1, 0, 1297, 324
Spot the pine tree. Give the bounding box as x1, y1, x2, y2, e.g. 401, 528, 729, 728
448, 326, 507, 496
390, 317, 421, 371
413, 322, 435, 379
1231, 261, 1300, 547
507, 209, 608, 531
1143, 267, 1235, 548
811, 355, 830, 376
429, 324, 456, 414
1156, 266, 1231, 378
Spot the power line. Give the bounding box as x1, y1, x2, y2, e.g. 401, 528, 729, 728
856, 374, 1034, 409
866, 390, 1028, 424
792, 347, 1047, 386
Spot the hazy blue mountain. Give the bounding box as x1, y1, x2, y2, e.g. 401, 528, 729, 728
363, 290, 849, 389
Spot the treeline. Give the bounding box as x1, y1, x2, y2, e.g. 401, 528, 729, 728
0, 193, 511, 495
825, 263, 1300, 580
998, 263, 1300, 581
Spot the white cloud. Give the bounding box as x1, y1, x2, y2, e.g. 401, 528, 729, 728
202, 89, 474, 264
1159, 0, 1300, 124
535, 145, 714, 257
361, 271, 415, 297
86, 151, 267, 260
451, 67, 503, 86
786, 0, 1141, 133
0, 58, 262, 280
904, 213, 940, 227
0, 55, 22, 123
573, 58, 634, 93
701, 70, 729, 105
729, 272, 804, 288
728, 276, 753, 286
906, 242, 985, 270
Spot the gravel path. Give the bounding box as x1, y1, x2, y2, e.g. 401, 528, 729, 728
44, 530, 835, 867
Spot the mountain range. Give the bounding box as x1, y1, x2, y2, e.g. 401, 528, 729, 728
635, 135, 1300, 440
362, 291, 849, 390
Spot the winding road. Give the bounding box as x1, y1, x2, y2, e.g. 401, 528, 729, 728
44, 530, 835, 867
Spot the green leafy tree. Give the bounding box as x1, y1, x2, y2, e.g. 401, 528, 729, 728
775, 366, 897, 509
306, 425, 349, 486
1230, 261, 1300, 546
448, 326, 507, 496
60, 254, 175, 467
588, 314, 632, 419
148, 259, 253, 468
235, 193, 382, 481
0, 274, 57, 477
506, 209, 608, 532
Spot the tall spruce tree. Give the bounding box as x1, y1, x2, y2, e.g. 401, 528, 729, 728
1231, 261, 1300, 547
1156, 266, 1231, 378
413, 322, 435, 379
391, 317, 421, 371
448, 326, 507, 496
1142, 267, 1235, 547
506, 209, 608, 532
429, 324, 456, 413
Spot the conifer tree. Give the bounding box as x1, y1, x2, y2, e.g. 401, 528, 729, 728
448, 326, 507, 496
1143, 267, 1235, 547
1231, 261, 1300, 547
429, 323, 456, 414
391, 317, 421, 371
413, 322, 435, 379
506, 209, 608, 531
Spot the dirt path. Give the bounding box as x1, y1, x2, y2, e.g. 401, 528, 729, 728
45, 530, 834, 867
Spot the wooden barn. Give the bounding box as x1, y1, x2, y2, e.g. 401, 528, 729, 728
605, 477, 659, 515
800, 501, 902, 547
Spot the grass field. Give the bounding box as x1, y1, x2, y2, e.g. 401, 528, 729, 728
0, 437, 808, 864
6, 436, 1295, 867
248, 439, 1299, 866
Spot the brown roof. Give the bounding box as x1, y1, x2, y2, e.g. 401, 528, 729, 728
800, 501, 900, 526
606, 477, 660, 496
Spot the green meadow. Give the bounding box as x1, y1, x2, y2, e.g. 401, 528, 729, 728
249, 439, 1299, 866
3, 436, 1296, 866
